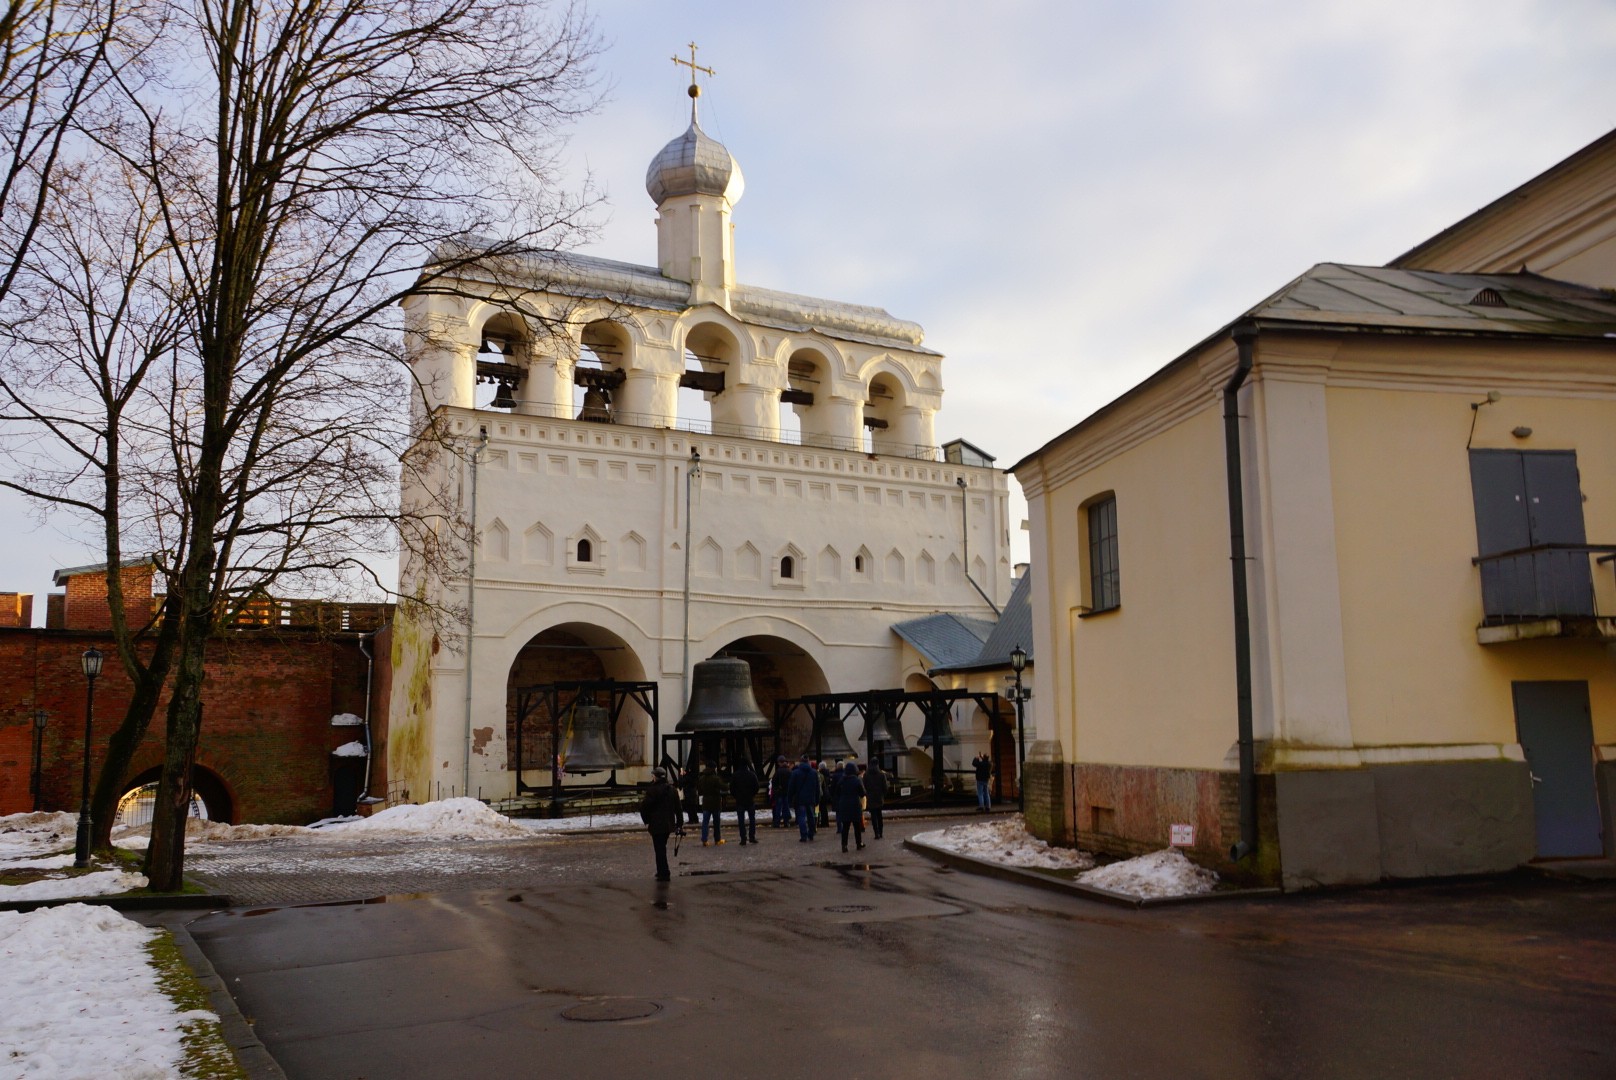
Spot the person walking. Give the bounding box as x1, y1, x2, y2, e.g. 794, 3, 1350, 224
731, 758, 759, 844
972, 751, 993, 812
697, 761, 725, 845
835, 761, 867, 852
770, 757, 791, 828
788, 755, 819, 841
817, 760, 833, 828
639, 767, 681, 882
864, 760, 889, 840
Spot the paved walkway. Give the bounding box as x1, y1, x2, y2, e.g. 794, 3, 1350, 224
185, 814, 957, 906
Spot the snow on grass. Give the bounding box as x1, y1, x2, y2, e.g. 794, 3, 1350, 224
0, 904, 219, 1079
912, 815, 1095, 871
1078, 848, 1219, 899
0, 812, 78, 862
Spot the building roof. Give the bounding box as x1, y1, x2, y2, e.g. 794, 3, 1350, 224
1012, 263, 1616, 474
1391, 127, 1616, 270
891, 611, 996, 669
928, 571, 1034, 674
52, 556, 154, 586
1248, 263, 1616, 337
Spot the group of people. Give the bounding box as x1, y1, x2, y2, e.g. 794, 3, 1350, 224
637, 755, 895, 879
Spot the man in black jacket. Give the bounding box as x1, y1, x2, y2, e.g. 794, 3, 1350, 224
640, 767, 681, 881
731, 759, 760, 844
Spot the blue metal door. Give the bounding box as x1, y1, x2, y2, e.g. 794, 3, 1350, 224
1512, 681, 1602, 858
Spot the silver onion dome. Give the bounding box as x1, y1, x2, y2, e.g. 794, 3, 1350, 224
645, 122, 745, 205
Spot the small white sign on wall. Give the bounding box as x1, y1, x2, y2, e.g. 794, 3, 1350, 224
1169, 823, 1196, 848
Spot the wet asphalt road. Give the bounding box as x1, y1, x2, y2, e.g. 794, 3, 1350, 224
183, 824, 1616, 1080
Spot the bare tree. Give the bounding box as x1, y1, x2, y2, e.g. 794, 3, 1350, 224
0, 0, 599, 889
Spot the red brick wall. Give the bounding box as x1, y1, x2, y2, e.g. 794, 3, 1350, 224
0, 629, 382, 824
61, 565, 154, 631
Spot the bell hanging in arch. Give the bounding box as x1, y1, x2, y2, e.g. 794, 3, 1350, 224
578, 386, 610, 423
490, 378, 517, 410
561, 703, 627, 774
677, 657, 772, 733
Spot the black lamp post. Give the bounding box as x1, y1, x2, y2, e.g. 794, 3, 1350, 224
30, 709, 47, 811
73, 647, 103, 868
1008, 644, 1029, 813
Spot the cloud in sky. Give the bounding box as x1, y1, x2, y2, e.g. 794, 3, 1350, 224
5, 0, 1615, 612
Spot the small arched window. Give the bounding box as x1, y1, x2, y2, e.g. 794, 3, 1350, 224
854, 555, 864, 573
577, 538, 593, 563
780, 555, 795, 580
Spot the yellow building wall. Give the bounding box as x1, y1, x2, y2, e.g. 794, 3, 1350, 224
1041, 400, 1238, 772
1325, 343, 1616, 753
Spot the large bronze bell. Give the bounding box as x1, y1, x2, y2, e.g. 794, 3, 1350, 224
561, 703, 627, 774
811, 706, 857, 760
860, 705, 908, 751
676, 657, 772, 733
915, 706, 957, 748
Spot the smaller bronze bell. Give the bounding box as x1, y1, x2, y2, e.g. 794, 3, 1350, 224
861, 706, 908, 751
811, 706, 857, 760
578, 386, 610, 422
915, 707, 957, 748
490, 378, 517, 409
561, 703, 627, 774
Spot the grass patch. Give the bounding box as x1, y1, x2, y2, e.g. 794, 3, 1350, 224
145, 931, 248, 1080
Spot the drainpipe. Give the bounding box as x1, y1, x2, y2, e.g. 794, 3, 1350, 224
463, 426, 488, 799
356, 624, 388, 803
957, 477, 1000, 616
1225, 324, 1258, 862
682, 449, 701, 709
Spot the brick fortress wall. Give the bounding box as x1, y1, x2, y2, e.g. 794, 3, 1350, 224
0, 629, 382, 824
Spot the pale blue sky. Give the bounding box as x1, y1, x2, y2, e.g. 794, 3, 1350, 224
6, 0, 1616, 617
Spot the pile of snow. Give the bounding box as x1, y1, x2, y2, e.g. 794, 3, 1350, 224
0, 904, 219, 1077
330, 712, 365, 727
1079, 848, 1219, 899
515, 812, 643, 833
2, 869, 148, 902
113, 819, 311, 849
0, 812, 78, 862
316, 797, 531, 839
912, 816, 1095, 871
332, 740, 368, 757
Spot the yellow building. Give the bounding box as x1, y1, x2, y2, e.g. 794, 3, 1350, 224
1012, 130, 1616, 888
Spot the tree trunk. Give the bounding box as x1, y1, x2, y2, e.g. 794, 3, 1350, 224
89, 669, 163, 850
144, 628, 207, 891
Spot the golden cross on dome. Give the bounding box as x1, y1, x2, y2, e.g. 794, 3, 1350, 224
671, 42, 715, 121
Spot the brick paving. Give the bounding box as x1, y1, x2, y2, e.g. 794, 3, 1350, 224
184, 813, 975, 906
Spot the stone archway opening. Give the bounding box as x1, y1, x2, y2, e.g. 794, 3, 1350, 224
114, 765, 231, 829
506, 623, 652, 794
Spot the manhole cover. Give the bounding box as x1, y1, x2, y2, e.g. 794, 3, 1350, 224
824, 904, 875, 914
562, 999, 663, 1023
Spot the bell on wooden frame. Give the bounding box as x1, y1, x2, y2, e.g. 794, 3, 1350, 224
561, 703, 627, 774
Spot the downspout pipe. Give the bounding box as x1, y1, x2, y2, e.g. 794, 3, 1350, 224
956, 477, 1000, 616
1225, 324, 1258, 862
463, 425, 488, 800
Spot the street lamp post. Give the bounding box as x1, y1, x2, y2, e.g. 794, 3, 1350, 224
1009, 644, 1030, 814
73, 647, 103, 868
30, 709, 47, 811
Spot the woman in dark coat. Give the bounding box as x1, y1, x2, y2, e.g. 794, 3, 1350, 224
834, 760, 866, 852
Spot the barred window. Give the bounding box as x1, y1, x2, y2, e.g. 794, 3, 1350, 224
1087, 495, 1119, 612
